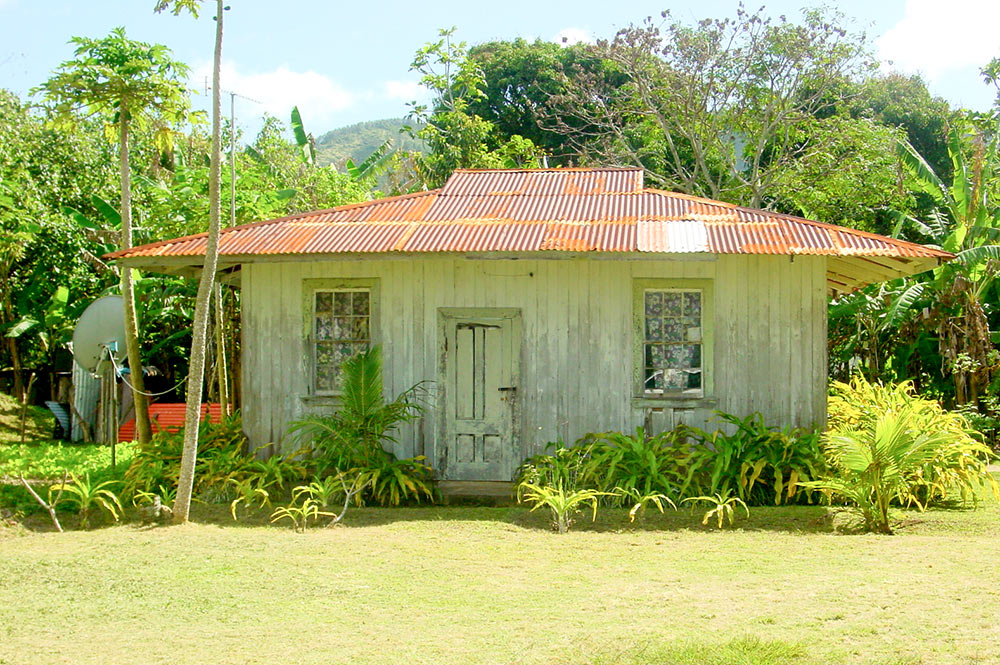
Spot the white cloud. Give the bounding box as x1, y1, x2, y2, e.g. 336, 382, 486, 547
553, 27, 594, 46
383, 79, 423, 102
878, 0, 1000, 80
193, 61, 355, 128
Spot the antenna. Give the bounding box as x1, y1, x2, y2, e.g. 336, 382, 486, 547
204, 79, 261, 227
71, 296, 126, 456
72, 296, 125, 374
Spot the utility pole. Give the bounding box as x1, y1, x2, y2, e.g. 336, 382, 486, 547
203, 79, 260, 414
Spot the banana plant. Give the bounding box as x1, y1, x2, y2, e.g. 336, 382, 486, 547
290, 106, 317, 166
890, 123, 1000, 403
345, 139, 396, 184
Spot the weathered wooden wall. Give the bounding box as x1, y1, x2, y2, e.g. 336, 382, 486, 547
241, 254, 827, 461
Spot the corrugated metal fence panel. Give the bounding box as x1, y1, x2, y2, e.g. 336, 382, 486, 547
71, 360, 99, 441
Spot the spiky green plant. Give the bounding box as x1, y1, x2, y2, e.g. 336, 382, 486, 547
517, 481, 605, 534
229, 478, 271, 521
49, 473, 123, 528
613, 487, 677, 523
683, 491, 750, 529
270, 498, 333, 533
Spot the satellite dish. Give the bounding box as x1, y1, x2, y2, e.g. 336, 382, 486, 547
72, 296, 126, 373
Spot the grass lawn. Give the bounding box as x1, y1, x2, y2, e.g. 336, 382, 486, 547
2, 494, 999, 665
0, 392, 54, 445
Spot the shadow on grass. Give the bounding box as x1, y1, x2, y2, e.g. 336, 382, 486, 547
8, 492, 994, 537
158, 501, 850, 535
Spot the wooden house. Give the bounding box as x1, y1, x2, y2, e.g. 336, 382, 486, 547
109, 168, 952, 483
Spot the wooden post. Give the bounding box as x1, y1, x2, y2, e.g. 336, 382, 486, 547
214, 282, 230, 415
19, 373, 37, 445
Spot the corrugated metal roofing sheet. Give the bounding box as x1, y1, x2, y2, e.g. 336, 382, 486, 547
107, 168, 952, 262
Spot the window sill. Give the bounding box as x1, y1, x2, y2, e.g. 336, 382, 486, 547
631, 396, 717, 410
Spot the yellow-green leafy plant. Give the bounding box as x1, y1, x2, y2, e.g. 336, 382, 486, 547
683, 491, 750, 529
613, 487, 677, 523
270, 498, 333, 533
229, 478, 271, 521
804, 403, 996, 534
49, 473, 123, 528
826, 375, 998, 508
517, 481, 605, 534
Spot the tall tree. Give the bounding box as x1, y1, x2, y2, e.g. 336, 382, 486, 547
543, 7, 876, 207
407, 28, 541, 188
37, 28, 192, 444
155, 0, 225, 524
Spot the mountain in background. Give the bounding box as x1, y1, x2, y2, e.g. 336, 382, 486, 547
315, 117, 425, 168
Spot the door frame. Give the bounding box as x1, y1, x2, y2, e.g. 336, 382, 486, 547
436, 307, 522, 480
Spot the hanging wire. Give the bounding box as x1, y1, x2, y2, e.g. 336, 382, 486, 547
103, 346, 189, 398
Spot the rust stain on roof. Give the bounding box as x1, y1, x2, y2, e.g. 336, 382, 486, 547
106, 168, 953, 262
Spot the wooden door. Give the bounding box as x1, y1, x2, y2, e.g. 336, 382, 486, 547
439, 309, 521, 481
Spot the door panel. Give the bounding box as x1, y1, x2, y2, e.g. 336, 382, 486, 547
440, 309, 521, 481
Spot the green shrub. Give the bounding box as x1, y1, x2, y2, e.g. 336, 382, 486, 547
578, 427, 693, 503
687, 413, 825, 506
122, 412, 306, 504
514, 440, 590, 489
514, 414, 823, 510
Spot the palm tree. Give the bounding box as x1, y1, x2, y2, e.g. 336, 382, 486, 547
805, 406, 953, 534
37, 28, 193, 445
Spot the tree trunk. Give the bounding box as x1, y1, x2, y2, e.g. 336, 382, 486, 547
119, 111, 152, 445
174, 0, 225, 523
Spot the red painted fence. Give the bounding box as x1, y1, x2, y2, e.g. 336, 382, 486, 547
118, 403, 223, 443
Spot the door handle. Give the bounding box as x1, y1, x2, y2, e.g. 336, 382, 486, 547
498, 386, 517, 392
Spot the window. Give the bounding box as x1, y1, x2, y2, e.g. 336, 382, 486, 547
313, 289, 371, 391
633, 279, 712, 399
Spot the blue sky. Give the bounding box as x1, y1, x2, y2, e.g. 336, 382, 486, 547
1, 0, 998, 138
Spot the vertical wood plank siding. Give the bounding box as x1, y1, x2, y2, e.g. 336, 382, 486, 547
241, 255, 828, 458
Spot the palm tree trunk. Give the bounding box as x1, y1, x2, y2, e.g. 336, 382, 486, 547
119, 110, 152, 445
173, 0, 225, 523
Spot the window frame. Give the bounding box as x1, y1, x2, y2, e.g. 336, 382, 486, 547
302, 277, 380, 397
632, 278, 714, 402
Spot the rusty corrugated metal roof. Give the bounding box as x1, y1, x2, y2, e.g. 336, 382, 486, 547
107, 168, 952, 263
